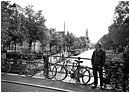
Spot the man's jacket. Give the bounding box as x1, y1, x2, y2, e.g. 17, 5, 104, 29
91, 49, 106, 67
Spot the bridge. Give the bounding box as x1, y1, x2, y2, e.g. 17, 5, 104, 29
1, 49, 124, 92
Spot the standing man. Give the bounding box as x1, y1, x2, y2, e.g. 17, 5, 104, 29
91, 42, 106, 89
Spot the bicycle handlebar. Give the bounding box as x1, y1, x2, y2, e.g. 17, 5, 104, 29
74, 60, 83, 63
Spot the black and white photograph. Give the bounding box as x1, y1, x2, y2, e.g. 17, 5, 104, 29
1, 0, 129, 92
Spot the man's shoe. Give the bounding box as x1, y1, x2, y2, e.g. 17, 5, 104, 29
91, 86, 97, 89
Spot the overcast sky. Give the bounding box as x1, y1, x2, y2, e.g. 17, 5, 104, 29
10, 0, 119, 43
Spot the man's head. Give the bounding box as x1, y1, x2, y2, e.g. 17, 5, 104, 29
95, 42, 102, 50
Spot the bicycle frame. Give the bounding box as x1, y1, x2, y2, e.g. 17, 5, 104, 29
66, 59, 83, 83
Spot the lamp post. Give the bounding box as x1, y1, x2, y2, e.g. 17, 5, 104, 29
63, 21, 66, 52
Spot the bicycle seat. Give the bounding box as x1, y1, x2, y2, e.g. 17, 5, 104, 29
74, 60, 83, 63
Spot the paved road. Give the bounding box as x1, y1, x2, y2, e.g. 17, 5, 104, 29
1, 73, 118, 92
2, 81, 59, 92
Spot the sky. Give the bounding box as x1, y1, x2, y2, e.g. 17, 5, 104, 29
10, 0, 119, 43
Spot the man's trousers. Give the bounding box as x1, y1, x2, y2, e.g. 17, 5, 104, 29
92, 66, 103, 86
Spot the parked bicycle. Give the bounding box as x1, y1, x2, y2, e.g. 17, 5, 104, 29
54, 58, 69, 81
24, 54, 57, 79
1, 59, 11, 73
1, 48, 11, 74
54, 57, 90, 84
110, 70, 129, 91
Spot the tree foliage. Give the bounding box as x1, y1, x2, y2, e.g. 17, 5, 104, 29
24, 5, 47, 48
98, 34, 113, 49
1, 1, 26, 48
1, 1, 13, 45
1, 1, 90, 53
100, 1, 129, 49
65, 32, 75, 46
1, 1, 48, 51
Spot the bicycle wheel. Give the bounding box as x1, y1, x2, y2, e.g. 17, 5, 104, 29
110, 72, 123, 91
1, 61, 11, 73
54, 64, 68, 81
75, 67, 90, 84
47, 63, 57, 79
82, 67, 91, 84
24, 62, 36, 77
86, 68, 94, 85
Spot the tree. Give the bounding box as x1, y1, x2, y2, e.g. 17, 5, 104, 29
100, 1, 129, 49
24, 5, 48, 51
64, 32, 76, 50
113, 1, 129, 26
1, 1, 13, 46
98, 34, 113, 49
109, 1, 129, 47
1, 2, 50, 53
49, 29, 64, 53
79, 36, 88, 48
1, 1, 26, 49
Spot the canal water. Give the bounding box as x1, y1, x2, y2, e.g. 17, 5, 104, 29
73, 49, 94, 67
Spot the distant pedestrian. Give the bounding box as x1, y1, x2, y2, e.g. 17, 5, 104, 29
1, 46, 7, 61
1, 46, 8, 68
91, 42, 106, 90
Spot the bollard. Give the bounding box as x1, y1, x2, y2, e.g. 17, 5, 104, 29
77, 57, 80, 82
43, 55, 49, 78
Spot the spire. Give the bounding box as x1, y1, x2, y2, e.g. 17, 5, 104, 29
86, 29, 88, 37
64, 21, 65, 34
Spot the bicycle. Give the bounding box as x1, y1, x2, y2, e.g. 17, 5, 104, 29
54, 57, 90, 84
24, 56, 57, 79
1, 59, 11, 74
102, 61, 124, 90
1, 51, 11, 74
110, 71, 129, 91
73, 59, 91, 84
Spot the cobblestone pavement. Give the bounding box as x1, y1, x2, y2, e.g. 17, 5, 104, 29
2, 82, 58, 92
1, 74, 118, 92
